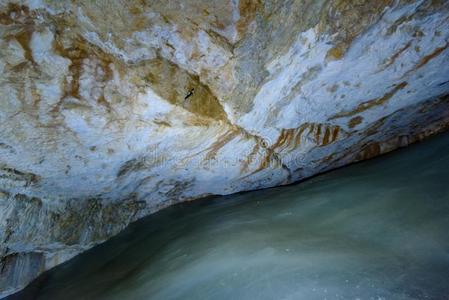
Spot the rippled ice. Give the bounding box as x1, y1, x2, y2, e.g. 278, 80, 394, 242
11, 133, 449, 300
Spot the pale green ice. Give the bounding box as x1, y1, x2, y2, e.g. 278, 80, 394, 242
11, 133, 449, 300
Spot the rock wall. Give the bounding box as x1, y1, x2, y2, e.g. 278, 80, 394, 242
1, 0, 449, 296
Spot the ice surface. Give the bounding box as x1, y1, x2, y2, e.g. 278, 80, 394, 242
10, 133, 449, 300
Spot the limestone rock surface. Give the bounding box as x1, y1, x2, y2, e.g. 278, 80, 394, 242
1, 0, 449, 296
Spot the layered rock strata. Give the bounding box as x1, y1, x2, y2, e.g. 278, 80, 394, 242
1, 0, 449, 296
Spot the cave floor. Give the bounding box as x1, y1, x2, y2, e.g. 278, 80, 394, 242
10, 132, 449, 300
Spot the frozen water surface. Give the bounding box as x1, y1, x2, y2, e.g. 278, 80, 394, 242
10, 133, 449, 300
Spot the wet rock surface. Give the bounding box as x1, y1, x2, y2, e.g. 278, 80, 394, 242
1, 0, 449, 296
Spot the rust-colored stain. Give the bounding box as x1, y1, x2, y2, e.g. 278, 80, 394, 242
330, 82, 408, 120
379, 40, 412, 71
272, 124, 309, 153
236, 0, 260, 38
326, 44, 345, 61
0, 3, 30, 25
319, 0, 393, 60
348, 116, 363, 128
153, 119, 172, 127
315, 124, 322, 143
322, 127, 333, 145
271, 123, 341, 151
135, 56, 227, 121
249, 148, 282, 176
78, 1, 152, 50
317, 124, 341, 147
204, 128, 240, 161
0, 165, 41, 186
405, 42, 449, 75
51, 36, 116, 115
332, 126, 340, 142
97, 95, 114, 113
240, 143, 261, 173
14, 30, 35, 63
357, 142, 381, 161
250, 122, 342, 175
2, 4, 36, 64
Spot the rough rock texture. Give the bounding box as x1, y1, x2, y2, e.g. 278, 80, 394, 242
1, 0, 449, 296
